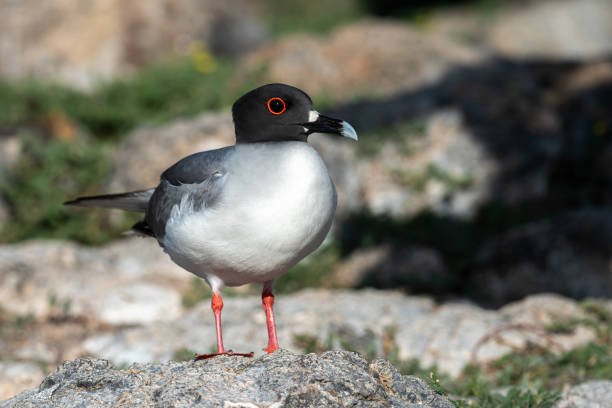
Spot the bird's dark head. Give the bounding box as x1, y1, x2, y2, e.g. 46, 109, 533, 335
232, 83, 358, 143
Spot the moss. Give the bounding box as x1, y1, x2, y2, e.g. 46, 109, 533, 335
0, 131, 141, 244
274, 243, 341, 294
181, 278, 213, 309
0, 56, 259, 140
172, 348, 197, 362
262, 0, 364, 36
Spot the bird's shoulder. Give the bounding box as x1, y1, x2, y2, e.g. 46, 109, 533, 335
145, 145, 235, 238
161, 145, 235, 186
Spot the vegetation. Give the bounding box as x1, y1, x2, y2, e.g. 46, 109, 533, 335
261, 0, 364, 36
274, 243, 341, 293
0, 52, 267, 244
290, 298, 611, 407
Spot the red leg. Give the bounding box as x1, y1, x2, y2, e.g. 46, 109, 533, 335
262, 288, 279, 353
212, 292, 225, 353
195, 292, 253, 360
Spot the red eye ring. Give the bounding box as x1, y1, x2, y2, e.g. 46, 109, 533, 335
267, 97, 286, 115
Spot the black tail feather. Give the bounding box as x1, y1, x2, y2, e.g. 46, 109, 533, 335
65, 189, 154, 212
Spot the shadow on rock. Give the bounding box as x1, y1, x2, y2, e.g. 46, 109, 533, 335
329, 56, 612, 307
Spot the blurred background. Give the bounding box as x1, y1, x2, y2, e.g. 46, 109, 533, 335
0, 0, 611, 404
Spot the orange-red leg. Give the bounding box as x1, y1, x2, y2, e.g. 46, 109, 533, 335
195, 292, 253, 360
262, 288, 279, 353
212, 292, 225, 353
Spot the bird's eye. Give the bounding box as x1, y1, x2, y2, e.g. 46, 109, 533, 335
267, 97, 286, 115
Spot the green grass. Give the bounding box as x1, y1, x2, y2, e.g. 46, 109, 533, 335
261, 0, 365, 36
400, 299, 611, 406
356, 119, 427, 158
0, 131, 140, 244
274, 243, 341, 294
181, 278, 213, 309
0, 55, 260, 140
172, 347, 197, 362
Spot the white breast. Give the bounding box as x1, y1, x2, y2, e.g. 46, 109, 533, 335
161, 142, 337, 288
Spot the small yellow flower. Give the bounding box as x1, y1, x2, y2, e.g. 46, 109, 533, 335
188, 42, 217, 74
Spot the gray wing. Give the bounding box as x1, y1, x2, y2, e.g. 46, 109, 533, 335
145, 146, 235, 239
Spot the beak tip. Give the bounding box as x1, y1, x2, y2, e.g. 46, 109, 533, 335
341, 121, 358, 141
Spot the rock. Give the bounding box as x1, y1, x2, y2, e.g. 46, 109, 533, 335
82, 290, 597, 378
108, 111, 235, 192
470, 209, 612, 306
243, 20, 483, 100
332, 244, 451, 293
0, 0, 266, 89
0, 238, 188, 324
554, 381, 612, 408
0, 362, 44, 403
330, 53, 612, 217
81, 289, 434, 366
0, 136, 21, 177
0, 351, 454, 408
489, 0, 612, 60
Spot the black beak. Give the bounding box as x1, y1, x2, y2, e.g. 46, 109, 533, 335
301, 111, 358, 140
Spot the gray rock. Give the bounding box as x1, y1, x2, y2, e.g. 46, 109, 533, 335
0, 0, 267, 89
0, 238, 187, 324
0, 350, 454, 408
243, 20, 483, 100
554, 381, 612, 408
0, 362, 43, 403
82, 290, 597, 378
489, 0, 612, 60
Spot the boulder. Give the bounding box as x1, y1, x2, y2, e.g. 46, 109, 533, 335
0, 0, 266, 89
243, 19, 483, 99
488, 0, 612, 60
0, 238, 188, 324
554, 381, 612, 408
0, 351, 454, 408
0, 362, 43, 405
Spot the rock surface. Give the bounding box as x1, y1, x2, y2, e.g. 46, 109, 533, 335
0, 234, 608, 400
82, 290, 597, 378
0, 350, 454, 408
0, 238, 188, 324
243, 20, 483, 100
0, 237, 602, 383
488, 0, 612, 60
554, 381, 612, 408
0, 0, 266, 89
0, 363, 43, 405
